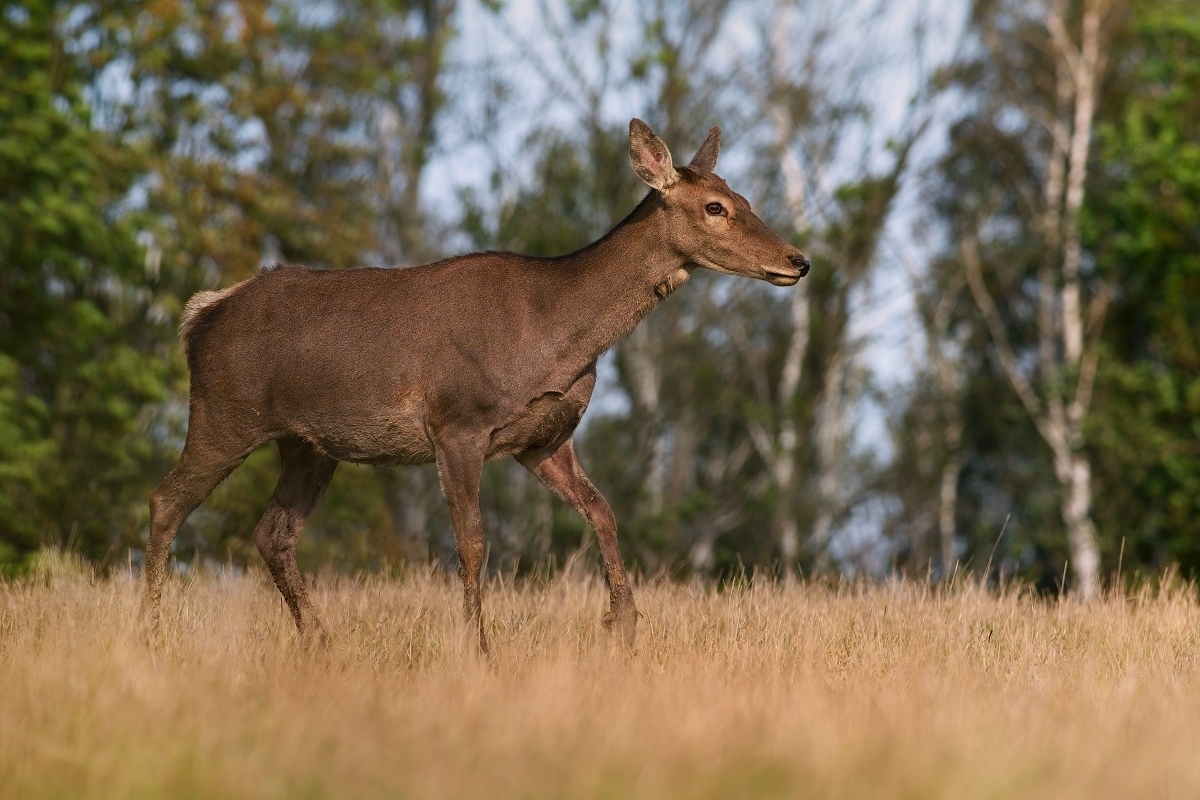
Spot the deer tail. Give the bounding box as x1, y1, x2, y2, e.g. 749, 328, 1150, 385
179, 283, 243, 355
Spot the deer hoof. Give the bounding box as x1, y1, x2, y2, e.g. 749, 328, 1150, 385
298, 621, 330, 651
601, 607, 637, 651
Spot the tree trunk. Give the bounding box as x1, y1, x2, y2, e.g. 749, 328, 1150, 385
623, 324, 667, 515
1053, 443, 1101, 598
962, 0, 1115, 600
809, 349, 846, 571
774, 286, 809, 565
938, 451, 962, 574
387, 467, 431, 564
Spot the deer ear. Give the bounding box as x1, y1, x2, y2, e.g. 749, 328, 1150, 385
688, 126, 721, 171
629, 118, 679, 191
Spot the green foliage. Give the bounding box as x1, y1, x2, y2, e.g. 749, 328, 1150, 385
8, 0, 1196, 586
894, 0, 1200, 586
1086, 2, 1200, 575
0, 0, 458, 572
0, 2, 170, 568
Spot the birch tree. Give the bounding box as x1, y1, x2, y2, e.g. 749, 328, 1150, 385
1084, 2, 1200, 578
730, 0, 924, 570
957, 0, 1120, 598
888, 255, 968, 575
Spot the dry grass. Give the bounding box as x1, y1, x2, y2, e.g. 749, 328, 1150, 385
3, 556, 1200, 799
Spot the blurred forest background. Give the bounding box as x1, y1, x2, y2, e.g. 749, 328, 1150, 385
1, 0, 1196, 597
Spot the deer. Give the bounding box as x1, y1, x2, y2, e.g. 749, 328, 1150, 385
142, 118, 810, 653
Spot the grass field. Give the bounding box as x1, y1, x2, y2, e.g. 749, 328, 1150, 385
3, 555, 1200, 799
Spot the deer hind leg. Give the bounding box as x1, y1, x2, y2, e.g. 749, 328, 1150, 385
432, 433, 489, 655
518, 438, 637, 649
143, 429, 255, 632
252, 437, 337, 644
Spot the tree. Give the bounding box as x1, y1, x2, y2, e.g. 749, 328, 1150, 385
939, 0, 1122, 598
0, 1, 170, 570
1085, 2, 1200, 576
720, 0, 927, 573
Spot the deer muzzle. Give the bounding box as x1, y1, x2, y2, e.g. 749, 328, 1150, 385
763, 254, 810, 286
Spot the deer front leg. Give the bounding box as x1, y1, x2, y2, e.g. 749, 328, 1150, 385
433, 434, 489, 655
518, 439, 637, 649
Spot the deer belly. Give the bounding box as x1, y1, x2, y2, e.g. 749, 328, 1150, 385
293, 393, 434, 466
487, 391, 587, 460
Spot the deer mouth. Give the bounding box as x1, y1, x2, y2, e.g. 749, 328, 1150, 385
763, 265, 803, 286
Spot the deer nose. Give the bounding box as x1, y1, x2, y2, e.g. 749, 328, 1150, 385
789, 255, 811, 277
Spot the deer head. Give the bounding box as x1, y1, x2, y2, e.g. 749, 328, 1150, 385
629, 118, 811, 287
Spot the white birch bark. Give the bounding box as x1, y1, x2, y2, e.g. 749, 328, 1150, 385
962, 0, 1113, 599
929, 293, 965, 574
739, 0, 915, 571
808, 349, 845, 567
624, 325, 667, 515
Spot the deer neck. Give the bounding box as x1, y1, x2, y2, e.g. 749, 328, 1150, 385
554, 195, 691, 367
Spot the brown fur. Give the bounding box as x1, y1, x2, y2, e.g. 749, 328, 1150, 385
141, 119, 811, 653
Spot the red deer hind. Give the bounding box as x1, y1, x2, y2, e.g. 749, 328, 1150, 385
143, 118, 810, 652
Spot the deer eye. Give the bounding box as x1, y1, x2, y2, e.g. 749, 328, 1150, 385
705, 202, 726, 216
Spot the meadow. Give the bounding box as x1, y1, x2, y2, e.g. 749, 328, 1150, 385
3, 555, 1200, 799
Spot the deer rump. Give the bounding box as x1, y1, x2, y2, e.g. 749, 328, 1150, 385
181, 261, 598, 468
